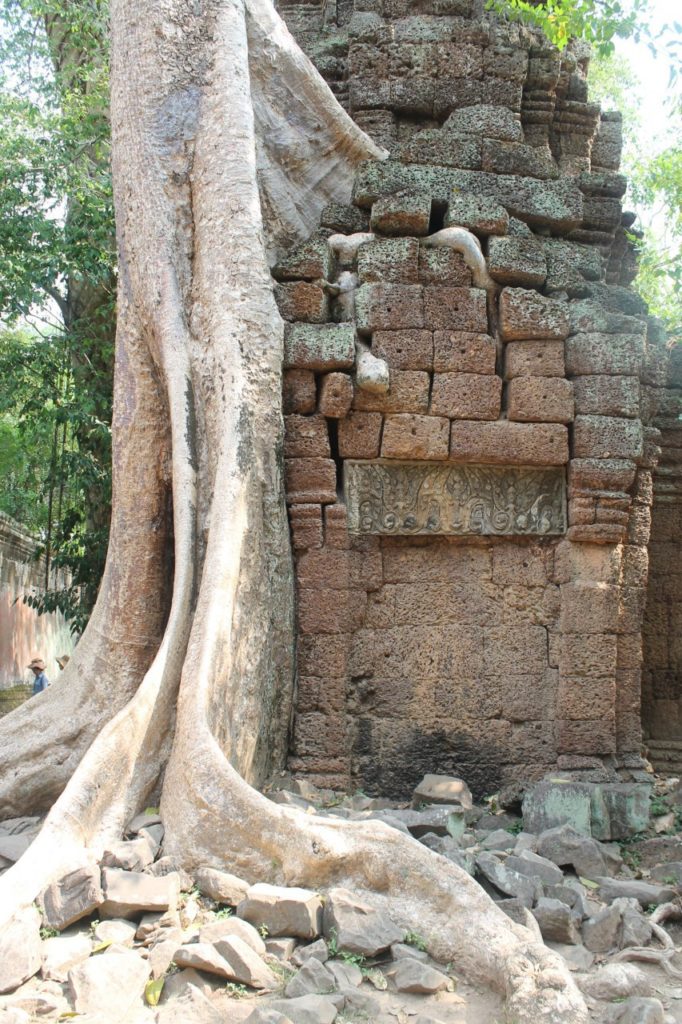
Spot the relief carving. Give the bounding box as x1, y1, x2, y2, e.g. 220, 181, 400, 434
345, 460, 566, 536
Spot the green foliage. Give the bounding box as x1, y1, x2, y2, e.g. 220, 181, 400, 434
213, 906, 233, 920
485, 0, 648, 55
403, 930, 427, 951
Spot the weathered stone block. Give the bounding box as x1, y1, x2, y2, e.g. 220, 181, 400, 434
320, 202, 369, 234
355, 283, 425, 332
284, 415, 331, 459
417, 245, 472, 286
499, 288, 570, 342
39, 861, 103, 931
289, 505, 323, 551
372, 330, 433, 370
319, 374, 353, 418
447, 170, 583, 231
557, 676, 616, 720
450, 421, 569, 465
238, 883, 323, 939
272, 234, 332, 282
434, 78, 522, 118
505, 340, 565, 378
357, 237, 420, 283
568, 458, 636, 492
507, 377, 574, 423
487, 235, 547, 287
565, 333, 644, 376
444, 191, 509, 235
370, 193, 432, 236
556, 717, 616, 756
0, 906, 41, 994
382, 414, 450, 459
297, 588, 367, 635
431, 372, 502, 419
275, 282, 329, 323
433, 331, 497, 374
443, 103, 523, 141
285, 459, 337, 504
353, 370, 430, 413
422, 286, 488, 331
560, 582, 619, 635
532, 898, 581, 944
484, 624, 547, 674
399, 129, 482, 170
284, 324, 355, 371
283, 369, 316, 414
573, 375, 640, 418
100, 868, 180, 919
338, 411, 383, 458
298, 634, 349, 678
590, 784, 651, 841
296, 548, 382, 592
323, 888, 403, 955
482, 140, 559, 180
559, 634, 617, 678
572, 416, 644, 461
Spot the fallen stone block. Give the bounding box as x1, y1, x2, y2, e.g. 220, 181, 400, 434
505, 850, 564, 887
101, 836, 157, 872
38, 859, 103, 930
582, 904, 621, 952
592, 877, 676, 909
292, 938, 329, 966
323, 887, 403, 955
269, 994, 339, 1024
0, 835, 31, 862
245, 1010, 295, 1024
536, 824, 608, 879
195, 865, 249, 906
546, 941, 594, 972
238, 883, 323, 939
285, 958, 337, 998
610, 997, 665, 1024
576, 963, 653, 1000
41, 933, 92, 982
0, 907, 42, 994
390, 958, 450, 993
532, 897, 581, 944
92, 918, 138, 946
475, 852, 540, 908
214, 935, 278, 989
67, 947, 150, 1021
100, 867, 180, 919
173, 942, 233, 978
200, 916, 266, 955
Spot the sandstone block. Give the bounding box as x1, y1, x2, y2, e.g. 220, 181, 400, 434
447, 170, 583, 231
297, 588, 367, 635
285, 459, 337, 505
582, 904, 621, 953
213, 935, 278, 989
592, 878, 675, 909
433, 331, 496, 374
275, 282, 329, 323
289, 504, 323, 551
431, 372, 501, 419
101, 836, 156, 872
569, 458, 636, 492
370, 192, 432, 236
557, 677, 616, 720
323, 887, 403, 955
565, 333, 644, 376
536, 824, 608, 877
284, 415, 331, 459
338, 411, 383, 458
444, 103, 523, 141
573, 375, 640, 418
556, 717, 616, 756
572, 416, 643, 461
285, 957, 336, 998
354, 370, 430, 416
0, 907, 41, 994
391, 958, 450, 993
444, 191, 510, 235
532, 898, 581, 944
505, 340, 565, 378
508, 377, 574, 423
195, 866, 249, 906
273, 234, 331, 282
560, 582, 619, 634
284, 324, 355, 372
411, 773, 473, 810
487, 236, 548, 287
41, 934, 92, 983
283, 370, 317, 415
499, 288, 570, 342
450, 420, 569, 465
269, 995, 338, 1024
382, 414, 450, 459
373, 330, 433, 370
38, 861, 103, 931
67, 948, 150, 1021
173, 942, 234, 977
475, 852, 540, 907
319, 374, 353, 418
505, 850, 564, 886
238, 884, 323, 939
355, 283, 424, 332
100, 868, 180, 919
357, 237, 419, 283
423, 286, 488, 331
559, 634, 617, 678
418, 245, 473, 285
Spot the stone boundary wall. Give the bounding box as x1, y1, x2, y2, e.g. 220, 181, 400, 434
0, 511, 73, 689
273, 0, 679, 797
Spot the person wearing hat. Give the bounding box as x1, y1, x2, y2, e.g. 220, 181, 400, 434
28, 658, 49, 695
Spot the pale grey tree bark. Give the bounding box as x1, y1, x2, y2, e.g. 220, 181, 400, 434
0, 2, 588, 1019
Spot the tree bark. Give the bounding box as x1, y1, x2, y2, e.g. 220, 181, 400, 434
0, 1, 589, 1019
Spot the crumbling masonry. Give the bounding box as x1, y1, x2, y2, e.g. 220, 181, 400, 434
272, 0, 682, 798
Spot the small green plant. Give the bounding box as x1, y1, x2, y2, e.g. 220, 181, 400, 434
403, 930, 427, 952
327, 928, 338, 957
505, 820, 524, 835
224, 982, 249, 998
40, 926, 60, 939
340, 950, 366, 969
258, 923, 269, 939
214, 906, 233, 920
650, 796, 670, 817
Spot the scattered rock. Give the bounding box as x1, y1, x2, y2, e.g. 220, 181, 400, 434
610, 997, 665, 1024
195, 865, 250, 905
322, 888, 403, 955
326, 960, 362, 988
67, 946, 150, 1020
411, 774, 472, 810
160, 967, 215, 1002
506, 849, 564, 886
245, 1010, 294, 1024
149, 937, 179, 979
238, 883, 323, 939
615, 898, 653, 948
266, 937, 299, 960
102, 836, 157, 872
536, 824, 608, 878
390, 941, 429, 961
475, 851, 540, 907
546, 941, 594, 971
390, 959, 450, 994
285, 958, 337, 998
100, 867, 180, 918
155, 983, 224, 1023
479, 828, 517, 852
292, 938, 329, 966
582, 904, 622, 952
576, 963, 653, 1000
0, 907, 42, 994
92, 918, 138, 946
38, 860, 103, 930
269, 994, 339, 1024
532, 898, 581, 944
0, 836, 31, 863
593, 877, 676, 908
200, 916, 266, 955
41, 933, 92, 982
214, 934, 278, 989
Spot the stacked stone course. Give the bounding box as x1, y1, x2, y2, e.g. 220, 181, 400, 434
273, 0, 681, 797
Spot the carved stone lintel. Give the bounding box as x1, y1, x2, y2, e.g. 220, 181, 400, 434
344, 460, 567, 536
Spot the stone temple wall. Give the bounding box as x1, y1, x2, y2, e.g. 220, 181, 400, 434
273, 0, 680, 798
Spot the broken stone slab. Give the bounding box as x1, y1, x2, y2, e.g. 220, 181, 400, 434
138, 823, 164, 851
522, 779, 592, 835
0, 816, 41, 836
0, 835, 32, 863
479, 828, 517, 852
67, 946, 150, 1021
195, 865, 249, 905
0, 907, 42, 994
149, 937, 179, 980
505, 849, 564, 886
582, 904, 621, 952
245, 1011, 295, 1024
390, 941, 429, 962
126, 810, 163, 834
146, 856, 193, 889
159, 967, 215, 1003
102, 836, 157, 872
544, 882, 589, 918
546, 941, 594, 972
99, 867, 181, 919
135, 909, 180, 943
411, 774, 473, 810
38, 859, 103, 930
238, 883, 323, 939
92, 918, 138, 946
592, 877, 676, 908
615, 898, 653, 949
523, 777, 651, 841
378, 806, 465, 840
155, 984, 224, 1024
532, 898, 582, 945
576, 963, 653, 1000
608, 997, 665, 1024
650, 861, 682, 885
590, 784, 651, 841
292, 938, 329, 966
265, 937, 298, 960
213, 935, 278, 989
326, 960, 362, 988
322, 887, 403, 955
420, 837, 475, 875
269, 995, 339, 1024
200, 916, 266, 955
536, 824, 609, 878
41, 933, 92, 982
173, 943, 234, 978
475, 852, 541, 908
285, 958, 337, 998
389, 959, 450, 994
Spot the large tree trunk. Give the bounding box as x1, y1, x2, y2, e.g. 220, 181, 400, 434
0, 1, 588, 1019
